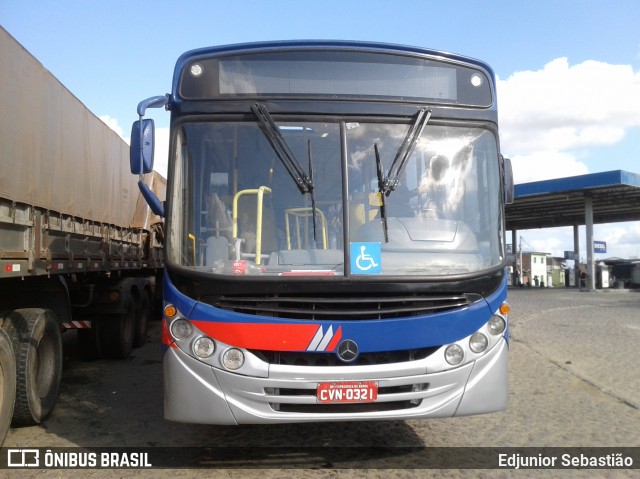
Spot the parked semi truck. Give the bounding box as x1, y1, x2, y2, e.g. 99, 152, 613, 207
0, 27, 165, 444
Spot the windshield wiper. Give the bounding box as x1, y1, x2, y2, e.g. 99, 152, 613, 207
251, 103, 319, 244
307, 139, 318, 244
251, 104, 313, 194
375, 108, 431, 243
379, 108, 432, 197
374, 143, 389, 243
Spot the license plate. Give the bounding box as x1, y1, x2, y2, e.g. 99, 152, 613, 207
317, 381, 378, 403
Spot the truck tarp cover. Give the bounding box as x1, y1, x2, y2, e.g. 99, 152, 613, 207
0, 27, 153, 229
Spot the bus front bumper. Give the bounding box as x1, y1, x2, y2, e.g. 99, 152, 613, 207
163, 338, 508, 424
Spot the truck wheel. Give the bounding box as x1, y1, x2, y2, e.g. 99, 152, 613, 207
3, 309, 63, 426
0, 328, 16, 444
101, 296, 136, 359
77, 318, 104, 360
133, 290, 151, 348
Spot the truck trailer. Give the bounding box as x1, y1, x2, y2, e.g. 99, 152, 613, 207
0, 27, 164, 444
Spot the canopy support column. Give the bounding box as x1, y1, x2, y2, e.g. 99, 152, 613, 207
585, 195, 595, 291
573, 223, 580, 288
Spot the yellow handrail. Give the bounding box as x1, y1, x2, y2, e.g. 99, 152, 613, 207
232, 186, 272, 265
188, 233, 196, 265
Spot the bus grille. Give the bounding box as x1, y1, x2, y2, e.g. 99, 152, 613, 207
203, 292, 475, 320
252, 346, 439, 367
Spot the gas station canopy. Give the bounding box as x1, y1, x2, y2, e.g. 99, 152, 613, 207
506, 170, 640, 231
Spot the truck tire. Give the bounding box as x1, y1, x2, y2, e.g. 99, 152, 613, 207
77, 318, 104, 360
101, 296, 136, 359
0, 328, 16, 445
133, 289, 151, 348
3, 309, 63, 426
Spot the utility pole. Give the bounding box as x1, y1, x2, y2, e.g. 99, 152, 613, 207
519, 236, 524, 286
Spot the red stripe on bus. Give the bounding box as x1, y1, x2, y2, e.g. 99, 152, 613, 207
192, 321, 320, 351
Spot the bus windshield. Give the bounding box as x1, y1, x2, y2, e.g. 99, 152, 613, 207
167, 117, 503, 277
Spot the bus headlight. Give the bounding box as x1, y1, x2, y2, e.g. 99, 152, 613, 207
469, 332, 488, 353
488, 315, 506, 336
170, 318, 194, 340
222, 348, 245, 370
193, 337, 215, 358
445, 344, 464, 365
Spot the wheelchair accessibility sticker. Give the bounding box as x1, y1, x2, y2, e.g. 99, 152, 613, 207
350, 242, 382, 274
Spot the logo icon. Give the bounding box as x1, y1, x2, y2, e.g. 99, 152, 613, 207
307, 325, 342, 352
337, 339, 359, 363
350, 242, 381, 274
7, 449, 40, 468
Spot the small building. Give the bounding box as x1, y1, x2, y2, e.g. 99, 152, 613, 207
546, 256, 568, 287
519, 251, 549, 287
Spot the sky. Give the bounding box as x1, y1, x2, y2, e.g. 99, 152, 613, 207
2, 0, 640, 260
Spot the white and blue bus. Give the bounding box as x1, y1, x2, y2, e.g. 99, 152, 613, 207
131, 40, 513, 424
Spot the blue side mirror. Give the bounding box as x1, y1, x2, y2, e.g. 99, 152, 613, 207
130, 119, 155, 175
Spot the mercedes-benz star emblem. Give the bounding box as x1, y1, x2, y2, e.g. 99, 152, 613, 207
336, 339, 359, 363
